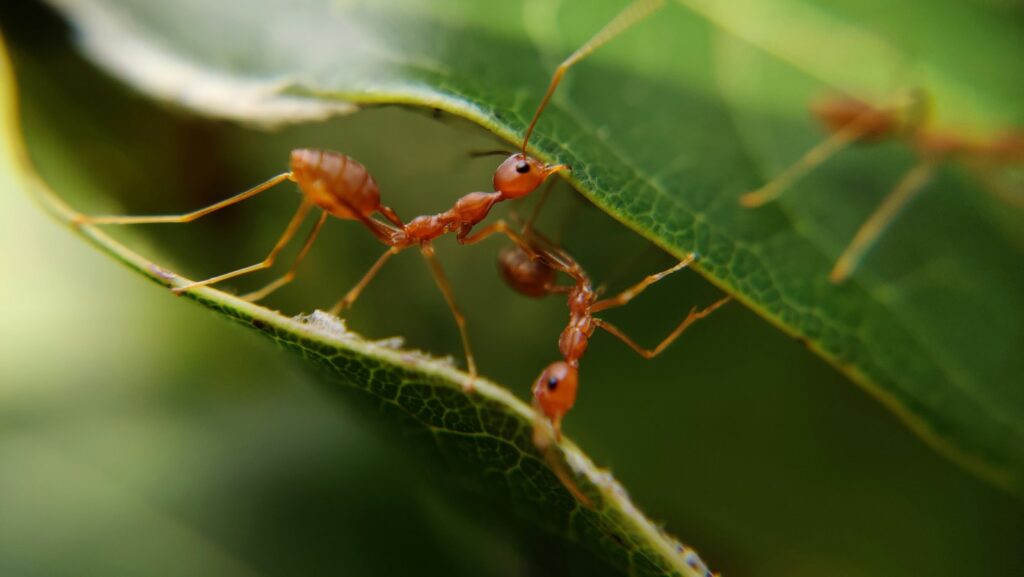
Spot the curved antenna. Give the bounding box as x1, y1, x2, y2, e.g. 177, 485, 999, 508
468, 148, 515, 158
521, 0, 666, 154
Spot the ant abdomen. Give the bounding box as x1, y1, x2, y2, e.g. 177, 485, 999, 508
498, 245, 555, 298
810, 97, 897, 142
289, 149, 381, 220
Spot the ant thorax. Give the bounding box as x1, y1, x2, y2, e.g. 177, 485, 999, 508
558, 284, 597, 362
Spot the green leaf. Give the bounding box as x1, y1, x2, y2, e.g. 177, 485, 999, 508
38, 0, 1024, 493
0, 30, 719, 577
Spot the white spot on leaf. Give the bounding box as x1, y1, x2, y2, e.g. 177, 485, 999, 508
45, 0, 357, 127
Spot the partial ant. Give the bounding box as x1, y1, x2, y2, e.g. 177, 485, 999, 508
71, 0, 667, 379
740, 89, 1024, 283
496, 225, 732, 441
503, 233, 729, 555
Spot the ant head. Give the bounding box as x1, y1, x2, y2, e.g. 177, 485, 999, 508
896, 88, 933, 133
498, 245, 555, 298
493, 154, 568, 199
532, 361, 578, 427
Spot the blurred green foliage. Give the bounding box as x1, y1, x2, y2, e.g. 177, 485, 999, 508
2, 2, 1023, 577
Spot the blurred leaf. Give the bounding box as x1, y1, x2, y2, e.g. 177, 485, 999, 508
37, 0, 1024, 494
0, 28, 719, 577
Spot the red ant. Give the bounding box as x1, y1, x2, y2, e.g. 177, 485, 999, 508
71, 0, 667, 379
496, 225, 731, 440
740, 89, 1024, 283
73, 149, 563, 379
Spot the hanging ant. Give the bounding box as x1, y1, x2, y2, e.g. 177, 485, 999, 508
496, 226, 731, 440
71, 0, 667, 379
740, 89, 1024, 283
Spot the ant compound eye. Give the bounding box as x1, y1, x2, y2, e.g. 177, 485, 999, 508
515, 161, 531, 174
547, 376, 559, 390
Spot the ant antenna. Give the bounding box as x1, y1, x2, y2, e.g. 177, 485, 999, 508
468, 149, 515, 158
520, 0, 666, 154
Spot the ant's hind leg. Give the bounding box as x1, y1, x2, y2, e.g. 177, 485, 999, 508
591, 253, 697, 313
461, 218, 581, 276
241, 210, 329, 302
420, 244, 478, 385
73, 173, 292, 225
830, 161, 934, 283
171, 199, 313, 294
594, 294, 732, 359
328, 246, 400, 316
739, 111, 886, 208
460, 219, 539, 258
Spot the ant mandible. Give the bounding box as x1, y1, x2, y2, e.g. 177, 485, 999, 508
71, 0, 667, 379
740, 89, 1024, 283
497, 225, 732, 440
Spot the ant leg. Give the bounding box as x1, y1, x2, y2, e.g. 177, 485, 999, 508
739, 112, 888, 208
240, 210, 329, 302
505, 178, 558, 245
970, 166, 1024, 208
523, 177, 559, 234
830, 160, 935, 283
519, 176, 583, 255
171, 199, 313, 294
521, 0, 666, 150
465, 219, 586, 284
594, 295, 732, 359
419, 244, 477, 383
592, 253, 697, 313
74, 173, 292, 224
460, 219, 537, 255
328, 246, 401, 315
462, 218, 575, 266
536, 437, 592, 507
378, 205, 406, 228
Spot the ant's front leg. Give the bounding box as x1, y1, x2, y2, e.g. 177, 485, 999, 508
458, 219, 538, 259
